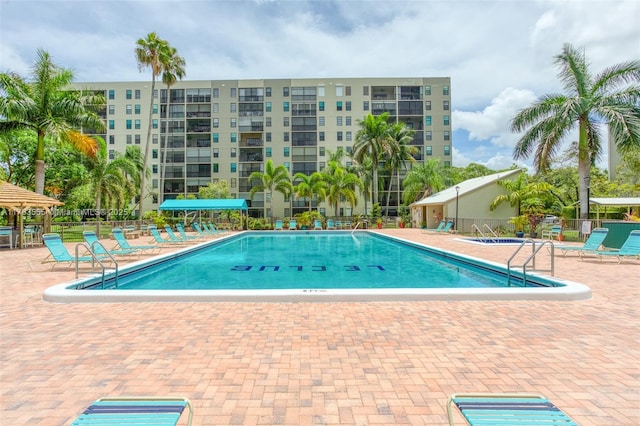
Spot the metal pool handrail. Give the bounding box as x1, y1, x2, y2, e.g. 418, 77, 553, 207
507, 239, 555, 286
74, 242, 119, 289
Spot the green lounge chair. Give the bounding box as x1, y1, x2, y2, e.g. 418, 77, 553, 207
176, 223, 203, 240
163, 225, 192, 243
191, 222, 213, 237
587, 229, 640, 263
207, 222, 222, 233
42, 233, 109, 269
83, 231, 139, 258
554, 228, 608, 257
425, 220, 453, 234
149, 226, 186, 246
422, 220, 445, 233
112, 228, 160, 254
447, 393, 577, 425
71, 396, 193, 426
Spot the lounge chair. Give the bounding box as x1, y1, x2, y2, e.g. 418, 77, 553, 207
71, 396, 193, 426
274, 220, 283, 231
447, 393, 577, 425
42, 233, 109, 269
176, 223, 203, 240
313, 219, 323, 230
191, 222, 213, 237
164, 225, 193, 243
112, 228, 160, 254
584, 229, 640, 263
289, 219, 297, 230
554, 228, 608, 257
541, 225, 562, 240
207, 222, 222, 233
149, 225, 187, 245
83, 231, 139, 258
344, 220, 351, 229
425, 221, 453, 234
422, 220, 445, 233
335, 220, 342, 229
326, 219, 336, 230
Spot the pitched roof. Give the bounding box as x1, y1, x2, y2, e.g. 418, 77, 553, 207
589, 197, 640, 207
411, 169, 522, 206
159, 198, 248, 211
0, 181, 64, 212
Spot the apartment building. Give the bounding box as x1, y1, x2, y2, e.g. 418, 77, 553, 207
75, 77, 452, 218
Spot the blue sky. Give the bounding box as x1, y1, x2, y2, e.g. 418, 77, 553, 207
1, 0, 638, 170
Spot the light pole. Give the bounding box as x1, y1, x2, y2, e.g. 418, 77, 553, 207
584, 176, 590, 219
455, 186, 460, 232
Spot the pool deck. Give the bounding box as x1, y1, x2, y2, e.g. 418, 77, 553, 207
0, 229, 638, 425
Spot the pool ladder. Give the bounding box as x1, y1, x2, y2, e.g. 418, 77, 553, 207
74, 242, 119, 289
507, 239, 555, 286
471, 223, 499, 242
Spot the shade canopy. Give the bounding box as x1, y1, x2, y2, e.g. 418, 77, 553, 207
158, 198, 248, 211
589, 197, 640, 207
0, 181, 64, 212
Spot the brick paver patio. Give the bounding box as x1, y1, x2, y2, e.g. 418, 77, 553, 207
1, 229, 638, 425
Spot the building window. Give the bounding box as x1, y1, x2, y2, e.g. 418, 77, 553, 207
426, 131, 432, 141
284, 132, 289, 142
230, 163, 236, 173
284, 147, 290, 157
444, 145, 451, 155
363, 86, 369, 96
152, 164, 158, 173
443, 100, 450, 110
213, 133, 219, 143
135, 119, 141, 129
109, 135, 115, 144
126, 105, 132, 114
284, 162, 290, 171
337, 131, 343, 141
265, 102, 272, 112
213, 118, 219, 128
230, 103, 236, 113
283, 102, 289, 112
283, 117, 289, 127
336, 101, 342, 111
213, 88, 219, 98
425, 85, 431, 96
346, 131, 352, 141
266, 147, 272, 157
135, 89, 141, 99
213, 148, 219, 158
283, 87, 289, 97
109, 120, 115, 130
266, 117, 272, 127
336, 116, 342, 126
213, 163, 219, 173
319, 132, 325, 142
266, 87, 271, 97
319, 101, 325, 111
319, 147, 325, 156
444, 131, 450, 141
153, 89, 158, 99
134, 103, 141, 114
230, 88, 236, 98
345, 86, 351, 96
108, 89, 115, 100
363, 101, 369, 111
319, 117, 325, 126
108, 105, 115, 115
443, 115, 450, 126
126, 119, 132, 129
153, 134, 158, 144
152, 179, 158, 189
231, 133, 237, 143
152, 119, 158, 129
230, 148, 236, 158
336, 86, 343, 97
443, 86, 449, 95
346, 101, 351, 111
426, 146, 432, 156
108, 150, 115, 160
135, 135, 141, 144
346, 116, 352, 126
444, 160, 451, 167
213, 103, 219, 113
266, 132, 272, 142
425, 116, 432, 126
126, 135, 132, 144
152, 104, 158, 114
230, 118, 236, 128
126, 89, 132, 100
425, 101, 431, 111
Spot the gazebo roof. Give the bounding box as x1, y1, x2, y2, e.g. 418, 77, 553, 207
0, 181, 64, 212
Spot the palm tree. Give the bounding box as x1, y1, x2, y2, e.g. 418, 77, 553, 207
353, 112, 393, 206
350, 154, 374, 215
135, 32, 185, 217
402, 159, 446, 204
84, 137, 138, 237
489, 172, 554, 215
0, 49, 104, 194
512, 43, 640, 218
322, 160, 363, 217
293, 172, 327, 212
249, 159, 293, 223
384, 122, 417, 214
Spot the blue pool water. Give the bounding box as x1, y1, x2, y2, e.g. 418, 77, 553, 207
86, 232, 541, 291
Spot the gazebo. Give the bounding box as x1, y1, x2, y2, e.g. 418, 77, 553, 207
0, 181, 64, 248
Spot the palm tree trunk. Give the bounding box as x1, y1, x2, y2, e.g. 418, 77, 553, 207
578, 120, 591, 219
95, 193, 102, 240
34, 132, 46, 194
140, 77, 157, 218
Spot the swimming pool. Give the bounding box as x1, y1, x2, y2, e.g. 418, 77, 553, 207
459, 237, 530, 245
43, 231, 591, 302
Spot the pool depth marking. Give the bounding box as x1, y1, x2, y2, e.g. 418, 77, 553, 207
231, 265, 386, 271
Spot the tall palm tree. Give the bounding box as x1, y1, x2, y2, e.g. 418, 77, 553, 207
0, 49, 104, 194
350, 154, 374, 215
135, 32, 185, 217
512, 43, 640, 218
293, 171, 327, 212
353, 112, 393, 206
489, 172, 553, 215
402, 159, 446, 204
84, 137, 138, 237
384, 122, 417, 214
322, 160, 363, 217
249, 159, 292, 223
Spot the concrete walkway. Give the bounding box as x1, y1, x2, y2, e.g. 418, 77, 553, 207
1, 229, 638, 425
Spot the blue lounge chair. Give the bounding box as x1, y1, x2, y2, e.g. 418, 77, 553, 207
42, 233, 109, 269
112, 228, 160, 254
541, 225, 563, 240
207, 222, 222, 233
447, 393, 577, 425
554, 228, 608, 257
164, 225, 192, 243
326, 219, 336, 230
191, 222, 213, 237
313, 219, 323, 230
425, 220, 453, 234
274, 220, 283, 231
149, 225, 187, 245
585, 229, 640, 263
71, 396, 193, 426
289, 219, 297, 230
176, 223, 203, 240
83, 231, 139, 258
422, 220, 445, 233
335, 220, 342, 229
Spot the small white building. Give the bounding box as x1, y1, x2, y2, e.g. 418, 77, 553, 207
410, 169, 522, 231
